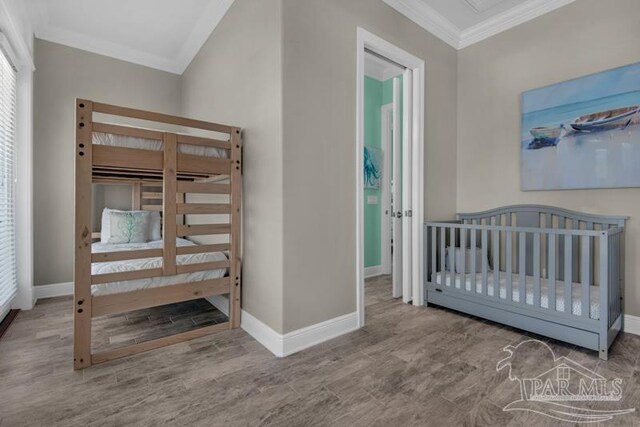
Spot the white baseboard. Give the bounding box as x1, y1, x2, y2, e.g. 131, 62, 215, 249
364, 265, 382, 278
624, 314, 640, 336
33, 283, 638, 342
205, 295, 229, 316
240, 309, 287, 356
281, 311, 359, 356
34, 282, 73, 300
207, 295, 359, 357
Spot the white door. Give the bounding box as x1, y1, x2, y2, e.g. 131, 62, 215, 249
380, 105, 392, 277
391, 77, 403, 298
401, 70, 414, 304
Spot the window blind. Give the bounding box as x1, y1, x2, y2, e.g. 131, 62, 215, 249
0, 40, 17, 318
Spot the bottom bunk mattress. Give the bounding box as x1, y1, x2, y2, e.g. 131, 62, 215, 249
433, 271, 600, 319
91, 238, 228, 296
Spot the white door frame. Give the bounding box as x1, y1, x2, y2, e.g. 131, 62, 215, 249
356, 28, 425, 327
380, 103, 392, 277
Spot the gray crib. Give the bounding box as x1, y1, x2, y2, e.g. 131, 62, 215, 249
424, 205, 626, 360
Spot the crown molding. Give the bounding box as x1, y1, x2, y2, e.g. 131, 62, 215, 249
383, 0, 460, 49
174, 0, 234, 74
383, 0, 576, 50
36, 24, 181, 73
0, 0, 35, 69
458, 0, 576, 48
32, 0, 235, 75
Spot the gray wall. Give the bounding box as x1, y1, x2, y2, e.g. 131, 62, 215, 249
281, 0, 458, 332
33, 39, 181, 286
456, 0, 640, 316
180, 0, 285, 332
92, 184, 133, 232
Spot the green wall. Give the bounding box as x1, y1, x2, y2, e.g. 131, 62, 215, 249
364, 76, 382, 268
364, 75, 402, 268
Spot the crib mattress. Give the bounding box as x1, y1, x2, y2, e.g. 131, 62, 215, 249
91, 238, 228, 296
93, 131, 228, 158
434, 271, 600, 320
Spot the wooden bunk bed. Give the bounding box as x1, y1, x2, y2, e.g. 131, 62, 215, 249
74, 99, 242, 370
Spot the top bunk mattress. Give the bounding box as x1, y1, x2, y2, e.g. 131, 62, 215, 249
92, 131, 228, 158
91, 238, 228, 296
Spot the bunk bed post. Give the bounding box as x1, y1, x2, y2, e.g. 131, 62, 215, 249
229, 127, 242, 329
132, 182, 141, 210
163, 133, 178, 276
74, 99, 94, 370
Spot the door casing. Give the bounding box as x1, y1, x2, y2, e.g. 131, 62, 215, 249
356, 28, 425, 327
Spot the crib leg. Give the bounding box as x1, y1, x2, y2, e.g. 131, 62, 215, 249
599, 335, 609, 361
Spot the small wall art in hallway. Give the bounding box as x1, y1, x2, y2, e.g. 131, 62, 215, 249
364, 145, 382, 189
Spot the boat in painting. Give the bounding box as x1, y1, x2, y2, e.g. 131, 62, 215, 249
529, 124, 565, 143
570, 105, 640, 132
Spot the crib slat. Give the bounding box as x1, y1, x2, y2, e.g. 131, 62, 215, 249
470, 227, 477, 292
431, 226, 436, 283
534, 233, 541, 308
460, 228, 466, 288
492, 227, 499, 299
586, 222, 594, 287
557, 215, 564, 280
544, 214, 552, 277
519, 232, 526, 305
572, 219, 580, 284
548, 234, 556, 311
581, 235, 590, 318
450, 227, 456, 288
440, 227, 446, 286
482, 229, 488, 296
564, 235, 573, 314
506, 230, 513, 302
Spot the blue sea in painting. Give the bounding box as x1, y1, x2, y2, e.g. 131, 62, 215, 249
521, 61, 640, 191
521, 90, 640, 144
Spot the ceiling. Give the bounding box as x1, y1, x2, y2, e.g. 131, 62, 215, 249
23, 0, 575, 75
365, 52, 404, 81
383, 0, 576, 49
26, 0, 235, 74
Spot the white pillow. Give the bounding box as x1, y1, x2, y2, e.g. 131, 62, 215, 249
446, 246, 488, 274
148, 211, 161, 241
101, 208, 161, 243
108, 211, 151, 244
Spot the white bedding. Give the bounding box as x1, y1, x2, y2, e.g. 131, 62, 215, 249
92, 238, 228, 296
434, 271, 600, 319
93, 132, 228, 158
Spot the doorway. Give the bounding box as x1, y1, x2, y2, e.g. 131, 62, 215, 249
356, 28, 425, 327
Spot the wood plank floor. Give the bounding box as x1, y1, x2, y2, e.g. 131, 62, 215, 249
91, 298, 228, 353
1, 276, 639, 426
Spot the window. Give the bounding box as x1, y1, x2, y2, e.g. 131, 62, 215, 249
0, 39, 17, 321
